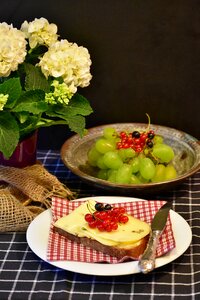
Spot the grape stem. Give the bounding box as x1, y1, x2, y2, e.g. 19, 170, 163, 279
146, 113, 151, 132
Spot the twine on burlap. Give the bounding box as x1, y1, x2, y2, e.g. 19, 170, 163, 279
0, 164, 75, 232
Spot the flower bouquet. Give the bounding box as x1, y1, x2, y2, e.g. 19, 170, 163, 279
0, 17, 93, 159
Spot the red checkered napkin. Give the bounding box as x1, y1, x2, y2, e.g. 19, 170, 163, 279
47, 197, 176, 264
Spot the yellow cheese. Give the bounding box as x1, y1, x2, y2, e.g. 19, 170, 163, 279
54, 200, 150, 247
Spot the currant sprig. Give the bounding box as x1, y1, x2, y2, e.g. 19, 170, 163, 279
116, 114, 155, 153
84, 202, 129, 232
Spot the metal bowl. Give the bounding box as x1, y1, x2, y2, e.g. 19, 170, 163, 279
60, 123, 200, 194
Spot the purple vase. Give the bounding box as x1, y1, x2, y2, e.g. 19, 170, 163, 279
0, 131, 38, 168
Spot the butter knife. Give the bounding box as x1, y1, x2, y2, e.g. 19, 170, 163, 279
138, 201, 172, 274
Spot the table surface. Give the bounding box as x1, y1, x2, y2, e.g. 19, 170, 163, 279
0, 150, 200, 300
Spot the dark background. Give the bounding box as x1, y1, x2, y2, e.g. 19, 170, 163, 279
1, 0, 200, 149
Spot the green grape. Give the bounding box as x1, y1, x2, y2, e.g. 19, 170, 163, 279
118, 149, 127, 161
164, 164, 177, 181
151, 164, 166, 182
87, 146, 102, 166
154, 135, 163, 144
103, 151, 123, 169
130, 174, 142, 184
124, 148, 136, 158
152, 143, 175, 163
130, 157, 140, 173
97, 156, 108, 169
139, 157, 156, 180
115, 164, 132, 184
97, 169, 108, 180
107, 170, 117, 182
95, 138, 115, 154
118, 148, 136, 161
103, 127, 117, 140
137, 173, 150, 183
138, 152, 146, 161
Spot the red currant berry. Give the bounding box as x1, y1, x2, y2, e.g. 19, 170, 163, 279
135, 146, 143, 152
123, 143, 130, 149
133, 138, 141, 145
119, 207, 126, 214
105, 225, 112, 232
98, 211, 108, 220
102, 219, 110, 227
85, 213, 94, 222
119, 215, 129, 223
149, 129, 155, 134
140, 133, 148, 142
93, 211, 101, 219
117, 143, 123, 149
112, 207, 120, 216
97, 223, 105, 231
88, 220, 97, 228
127, 137, 133, 144
110, 222, 118, 230
120, 131, 127, 138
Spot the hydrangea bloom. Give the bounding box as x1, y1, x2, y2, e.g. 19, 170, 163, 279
21, 17, 58, 49
38, 39, 92, 95
0, 93, 8, 110
45, 80, 72, 105
0, 23, 27, 77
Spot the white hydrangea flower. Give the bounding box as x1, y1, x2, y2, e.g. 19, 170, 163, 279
38, 39, 92, 94
0, 93, 8, 110
0, 23, 27, 77
21, 17, 58, 49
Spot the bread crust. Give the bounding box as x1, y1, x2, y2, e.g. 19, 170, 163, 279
54, 226, 149, 259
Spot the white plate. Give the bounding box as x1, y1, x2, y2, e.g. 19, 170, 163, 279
26, 196, 192, 276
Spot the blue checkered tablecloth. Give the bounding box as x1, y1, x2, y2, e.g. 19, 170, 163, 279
0, 150, 200, 300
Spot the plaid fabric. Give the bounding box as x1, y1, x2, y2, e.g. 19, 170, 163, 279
0, 150, 200, 300
48, 198, 175, 262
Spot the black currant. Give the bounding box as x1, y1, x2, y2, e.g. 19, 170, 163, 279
148, 132, 155, 139
146, 140, 153, 148
132, 131, 140, 138
104, 204, 112, 210
95, 202, 104, 211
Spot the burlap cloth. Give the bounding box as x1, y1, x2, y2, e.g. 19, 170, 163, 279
0, 163, 75, 232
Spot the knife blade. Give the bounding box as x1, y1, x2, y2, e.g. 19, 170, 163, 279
138, 201, 172, 274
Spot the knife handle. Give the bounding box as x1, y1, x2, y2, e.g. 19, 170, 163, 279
138, 230, 161, 274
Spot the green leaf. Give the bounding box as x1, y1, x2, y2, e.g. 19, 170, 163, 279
0, 112, 19, 159
34, 114, 86, 136
18, 115, 39, 139
13, 90, 48, 114
15, 112, 30, 124
67, 115, 86, 136
49, 93, 93, 118
25, 45, 48, 65
0, 78, 22, 108
24, 63, 50, 92
70, 93, 93, 116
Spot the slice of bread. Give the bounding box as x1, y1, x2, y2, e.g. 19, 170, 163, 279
54, 227, 149, 259
54, 200, 150, 259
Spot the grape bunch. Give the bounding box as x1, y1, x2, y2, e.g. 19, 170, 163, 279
87, 126, 177, 184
